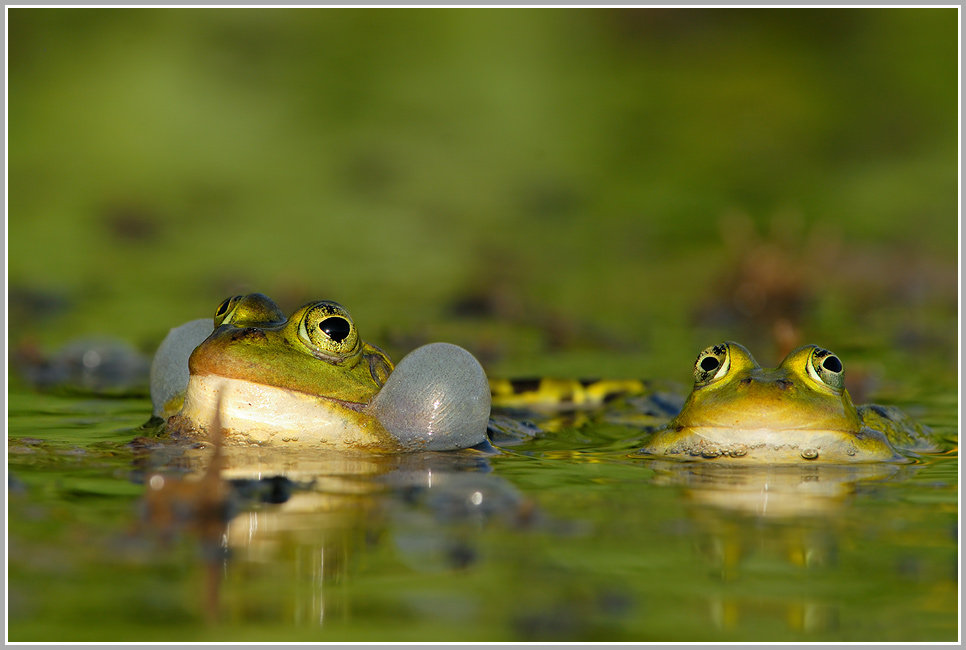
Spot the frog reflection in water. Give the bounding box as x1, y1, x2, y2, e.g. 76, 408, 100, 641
150, 294, 491, 452
635, 341, 937, 463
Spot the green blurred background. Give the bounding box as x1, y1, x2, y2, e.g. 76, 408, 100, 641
8, 7, 959, 384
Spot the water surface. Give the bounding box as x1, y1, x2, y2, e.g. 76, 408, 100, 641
7, 380, 958, 642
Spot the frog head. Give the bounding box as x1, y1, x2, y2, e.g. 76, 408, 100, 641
637, 342, 903, 463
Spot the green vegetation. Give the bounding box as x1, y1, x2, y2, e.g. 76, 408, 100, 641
8, 8, 958, 381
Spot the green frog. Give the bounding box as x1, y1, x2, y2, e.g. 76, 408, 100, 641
633, 341, 938, 463
150, 294, 491, 452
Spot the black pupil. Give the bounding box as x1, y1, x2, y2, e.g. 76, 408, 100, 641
700, 356, 721, 372
319, 317, 351, 343
822, 355, 843, 373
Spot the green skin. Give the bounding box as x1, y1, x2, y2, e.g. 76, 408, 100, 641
196, 293, 393, 405
637, 342, 936, 463
167, 294, 397, 447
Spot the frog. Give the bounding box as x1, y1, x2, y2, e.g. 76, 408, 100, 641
149, 294, 491, 452
633, 341, 939, 463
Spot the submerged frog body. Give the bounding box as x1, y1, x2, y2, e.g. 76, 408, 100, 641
636, 342, 937, 463
150, 294, 491, 452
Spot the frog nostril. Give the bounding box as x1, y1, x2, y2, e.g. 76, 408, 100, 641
739, 377, 752, 386
776, 379, 794, 389
229, 328, 267, 343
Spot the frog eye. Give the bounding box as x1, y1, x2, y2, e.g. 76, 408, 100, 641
319, 316, 351, 341
298, 301, 360, 357
808, 347, 845, 391
693, 343, 731, 385
214, 293, 285, 327
214, 295, 243, 327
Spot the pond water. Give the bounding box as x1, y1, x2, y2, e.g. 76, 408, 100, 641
7, 369, 958, 642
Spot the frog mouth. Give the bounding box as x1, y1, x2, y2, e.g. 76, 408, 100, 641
637, 425, 903, 463
204, 371, 373, 409
174, 373, 401, 451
